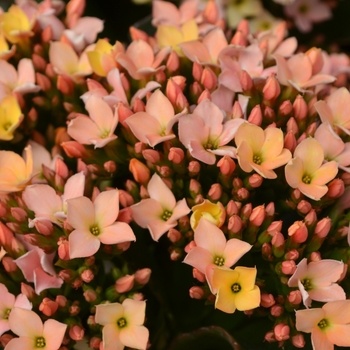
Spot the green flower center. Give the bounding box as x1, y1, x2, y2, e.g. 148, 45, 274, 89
253, 154, 262, 165
302, 174, 312, 184
117, 317, 127, 329
299, 4, 308, 14
35, 336, 46, 348
100, 130, 109, 139
317, 318, 328, 329
162, 210, 172, 221
90, 225, 100, 236
204, 138, 218, 150
3, 122, 11, 131
213, 256, 225, 266
234, 0, 244, 5
301, 278, 313, 291
231, 283, 241, 293
3, 308, 10, 319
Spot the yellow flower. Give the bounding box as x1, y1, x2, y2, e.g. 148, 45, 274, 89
0, 5, 34, 44
190, 199, 226, 229
156, 19, 198, 56
212, 266, 260, 314
0, 95, 23, 141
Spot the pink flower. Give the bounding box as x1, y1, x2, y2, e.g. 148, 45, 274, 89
95, 298, 149, 350
0, 283, 31, 336
274, 52, 336, 93
284, 0, 332, 33
179, 99, 245, 165
131, 173, 190, 241
285, 138, 338, 200
183, 218, 252, 291
314, 123, 350, 172
66, 189, 136, 259
116, 39, 170, 80
15, 246, 63, 295
235, 123, 291, 179
67, 95, 118, 148
5, 308, 67, 350
288, 258, 345, 308
125, 89, 185, 147
314, 87, 350, 135
296, 300, 350, 350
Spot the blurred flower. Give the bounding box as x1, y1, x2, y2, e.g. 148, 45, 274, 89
226, 0, 263, 28
0, 95, 23, 141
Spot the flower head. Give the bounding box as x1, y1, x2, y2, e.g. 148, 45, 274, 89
190, 199, 226, 229
95, 298, 149, 350
212, 266, 260, 314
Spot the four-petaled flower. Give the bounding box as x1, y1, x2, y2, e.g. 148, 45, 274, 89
296, 300, 350, 350
212, 266, 260, 314
95, 298, 149, 350
67, 189, 136, 259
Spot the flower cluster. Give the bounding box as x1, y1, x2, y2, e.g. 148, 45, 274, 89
0, 0, 350, 350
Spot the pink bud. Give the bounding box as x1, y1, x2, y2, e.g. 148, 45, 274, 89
226, 200, 240, 216
168, 147, 184, 164
192, 61, 203, 81
262, 242, 272, 258
263, 75, 280, 101
0, 334, 14, 347
118, 190, 134, 207
263, 106, 275, 122
278, 100, 293, 116
267, 221, 283, 235
58, 237, 70, 260
2, 257, 18, 273
167, 228, 182, 243
39, 297, 58, 317
36, 72, 52, 92
135, 268, 151, 285
203, 0, 219, 23
314, 217, 331, 238
240, 70, 253, 92
304, 209, 317, 227
247, 105, 262, 126
184, 240, 196, 253
231, 101, 243, 119
201, 67, 217, 91
133, 97, 146, 113
217, 155, 236, 175
188, 161, 201, 175
208, 183, 222, 201
327, 178, 345, 198
260, 293, 275, 308
190, 81, 203, 98
288, 290, 302, 305
35, 220, 54, 236
21, 283, 35, 299
55, 295, 68, 308
170, 248, 182, 261
83, 289, 97, 302
241, 203, 252, 220
293, 95, 308, 121
57, 75, 74, 95
81, 269, 94, 283
284, 249, 299, 260
306, 122, 317, 137
310, 251, 322, 262
297, 200, 312, 214
197, 89, 212, 104
32, 53, 47, 71
166, 78, 182, 105
116, 240, 131, 251
274, 324, 290, 341
90, 337, 102, 350
272, 232, 284, 248
264, 331, 276, 343
142, 149, 161, 163
129, 159, 150, 185
117, 102, 133, 127
69, 325, 85, 341
248, 174, 263, 188
115, 274, 135, 293
10, 207, 27, 222
228, 215, 243, 234
291, 334, 305, 348
61, 141, 86, 158
281, 260, 296, 275
284, 131, 297, 153
166, 51, 180, 73
288, 221, 308, 243
104, 160, 117, 173
189, 286, 205, 299
306, 47, 323, 74
249, 205, 266, 226
286, 117, 299, 135
270, 304, 283, 317
192, 268, 206, 282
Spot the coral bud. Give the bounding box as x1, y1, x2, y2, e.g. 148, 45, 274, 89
270, 304, 283, 317
286, 117, 299, 135
226, 200, 240, 216
247, 105, 262, 126
166, 51, 180, 73
58, 237, 70, 260
231, 101, 243, 119
197, 89, 211, 104
192, 268, 206, 283
272, 232, 285, 257
297, 200, 312, 214
264, 331, 276, 343
288, 221, 308, 243
61, 141, 86, 158
288, 290, 302, 305
208, 183, 222, 201
201, 67, 217, 91
36, 72, 51, 92
228, 215, 243, 234
90, 337, 101, 349
304, 209, 317, 227
118, 190, 134, 207
2, 257, 18, 273
133, 97, 145, 113
35, 220, 54, 236
293, 95, 308, 121
189, 286, 205, 299
274, 324, 290, 341
285, 249, 299, 260
192, 61, 203, 82
56, 295, 68, 308
281, 260, 296, 275
104, 160, 117, 173
84, 289, 97, 303
267, 221, 283, 235
203, 0, 219, 23
168, 147, 184, 164
314, 217, 331, 238
284, 131, 297, 153
57, 75, 74, 95
10, 207, 27, 222
309, 251, 321, 262
135, 268, 151, 285
278, 100, 293, 117
129, 159, 150, 185
69, 325, 84, 341
249, 205, 266, 226
260, 293, 275, 308
240, 70, 253, 92
81, 269, 94, 283
115, 275, 135, 293
291, 334, 305, 348
167, 228, 182, 243
142, 149, 161, 163
217, 155, 235, 175
39, 297, 58, 317
327, 178, 345, 198
263, 75, 280, 101
248, 174, 263, 188
188, 161, 201, 175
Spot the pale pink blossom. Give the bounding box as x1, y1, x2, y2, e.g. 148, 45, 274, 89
95, 298, 149, 350
67, 95, 118, 148
131, 173, 190, 241
226, 0, 263, 28
125, 89, 186, 147
288, 258, 345, 308
274, 52, 336, 93
183, 218, 252, 291
314, 87, 350, 135
314, 123, 350, 172
5, 308, 67, 350
0, 58, 40, 101
0, 283, 31, 336
296, 300, 350, 350
178, 99, 245, 164
66, 189, 136, 259
235, 122, 291, 179
15, 246, 63, 295
22, 172, 85, 227
116, 39, 170, 80
284, 0, 332, 33
285, 137, 338, 200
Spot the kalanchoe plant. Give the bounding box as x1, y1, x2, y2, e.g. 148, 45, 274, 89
1, 0, 350, 350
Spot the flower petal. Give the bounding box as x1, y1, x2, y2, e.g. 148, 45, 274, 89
147, 173, 176, 210
43, 319, 67, 350
68, 229, 100, 259
96, 303, 124, 325
67, 196, 95, 230
99, 222, 135, 245
120, 325, 149, 350
94, 190, 119, 227
8, 308, 43, 337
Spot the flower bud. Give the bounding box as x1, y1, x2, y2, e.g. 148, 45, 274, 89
281, 260, 296, 275
115, 274, 135, 293
288, 221, 308, 243
314, 217, 331, 238
84, 289, 97, 303
249, 205, 266, 227
167, 228, 182, 243
189, 286, 205, 299
69, 325, 85, 341
201, 67, 217, 91
291, 333, 305, 348
297, 200, 312, 214
260, 293, 275, 308
39, 298, 58, 317
129, 159, 150, 185
217, 155, 235, 176
247, 105, 262, 126
270, 304, 283, 317
263, 75, 280, 101
81, 269, 94, 283
274, 324, 290, 341
168, 147, 184, 164
208, 183, 222, 201
327, 178, 345, 198
192, 268, 206, 282
240, 70, 253, 92
135, 268, 151, 285
293, 95, 308, 121
288, 290, 302, 305
191, 200, 226, 229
